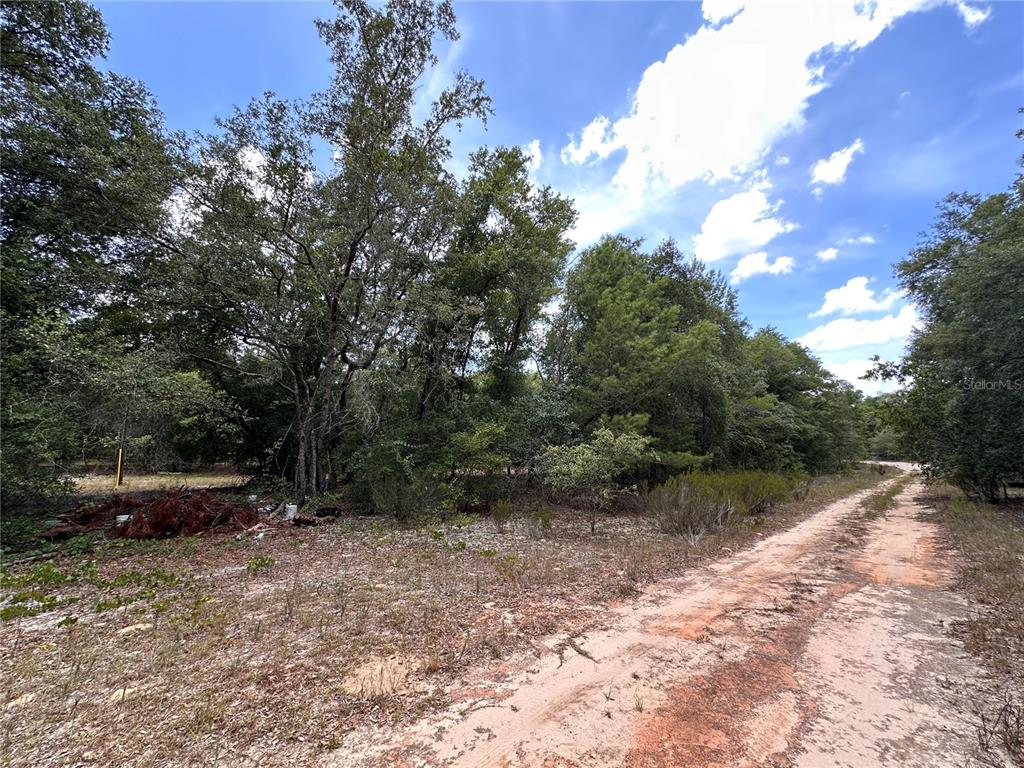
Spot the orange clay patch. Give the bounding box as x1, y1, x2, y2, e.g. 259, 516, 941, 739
621, 581, 858, 768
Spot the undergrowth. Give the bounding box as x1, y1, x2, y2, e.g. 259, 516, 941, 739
925, 488, 1024, 766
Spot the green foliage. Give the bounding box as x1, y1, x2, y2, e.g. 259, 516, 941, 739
645, 470, 799, 537
874, 163, 1024, 500
538, 428, 651, 507
490, 499, 514, 531
1, 0, 885, 519
0, 563, 73, 589
544, 238, 867, 479
646, 475, 736, 537
1, 590, 61, 622
0, 0, 178, 501
246, 555, 275, 574
369, 472, 450, 521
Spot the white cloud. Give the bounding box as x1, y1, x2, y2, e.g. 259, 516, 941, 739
799, 304, 919, 351
730, 252, 794, 282
561, 116, 617, 165
692, 179, 796, 262
560, 0, 974, 207
810, 138, 864, 192
823, 358, 899, 395
816, 247, 839, 262
810, 276, 902, 317
524, 139, 542, 172
775, 155, 791, 166
954, 0, 990, 27
841, 233, 876, 245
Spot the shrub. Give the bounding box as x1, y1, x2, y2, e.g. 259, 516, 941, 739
525, 507, 552, 539
538, 428, 651, 508
647, 475, 735, 536
246, 555, 275, 574
490, 499, 514, 532
645, 470, 797, 536
369, 472, 448, 522
723, 471, 794, 515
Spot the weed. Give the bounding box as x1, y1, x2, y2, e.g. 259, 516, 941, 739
975, 688, 1023, 766
646, 470, 801, 537
246, 555, 276, 574
495, 553, 521, 584
861, 474, 912, 519
525, 508, 552, 540
633, 690, 645, 712
0, 562, 74, 589
1, 589, 61, 621
490, 500, 514, 532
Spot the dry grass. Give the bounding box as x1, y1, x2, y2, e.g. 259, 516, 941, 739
72, 472, 249, 496
921, 486, 1024, 766
0, 466, 889, 767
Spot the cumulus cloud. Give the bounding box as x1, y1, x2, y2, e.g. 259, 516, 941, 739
841, 233, 876, 245
823, 358, 899, 395
692, 179, 796, 262
730, 252, 794, 282
810, 138, 864, 193
810, 276, 902, 317
562, 1, 982, 201
799, 304, 919, 351
816, 247, 839, 262
561, 116, 617, 165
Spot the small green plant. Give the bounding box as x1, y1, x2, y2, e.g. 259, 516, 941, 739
102, 568, 177, 589
645, 470, 800, 537
490, 499, 514, 532
495, 553, 521, 584
1, 562, 74, 589
861, 474, 912, 519
1, 590, 60, 621
246, 555, 275, 574
525, 507, 553, 540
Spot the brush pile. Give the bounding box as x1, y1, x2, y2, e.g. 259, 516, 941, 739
44, 489, 260, 540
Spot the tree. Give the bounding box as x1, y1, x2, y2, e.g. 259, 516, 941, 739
875, 166, 1024, 500
157, 0, 491, 494
542, 236, 741, 468
733, 329, 864, 474
1, 0, 176, 504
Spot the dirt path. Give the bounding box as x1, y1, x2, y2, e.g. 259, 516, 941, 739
322, 472, 1008, 768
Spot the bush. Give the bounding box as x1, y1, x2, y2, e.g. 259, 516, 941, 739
647, 475, 735, 536
524, 507, 552, 539
723, 471, 794, 515
538, 428, 651, 508
368, 472, 449, 522
645, 470, 797, 536
490, 499, 514, 532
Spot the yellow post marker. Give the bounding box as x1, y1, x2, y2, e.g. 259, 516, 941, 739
114, 447, 124, 489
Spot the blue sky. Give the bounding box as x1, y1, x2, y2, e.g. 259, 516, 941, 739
97, 0, 1023, 393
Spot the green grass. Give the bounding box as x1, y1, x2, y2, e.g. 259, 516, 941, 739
860, 472, 914, 519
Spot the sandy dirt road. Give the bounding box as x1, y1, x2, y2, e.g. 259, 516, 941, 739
323, 471, 1009, 768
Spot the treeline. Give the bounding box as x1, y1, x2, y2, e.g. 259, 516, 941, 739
872, 155, 1024, 502
3, 0, 1014, 512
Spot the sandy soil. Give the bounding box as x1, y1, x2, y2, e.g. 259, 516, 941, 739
321, 469, 1011, 768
